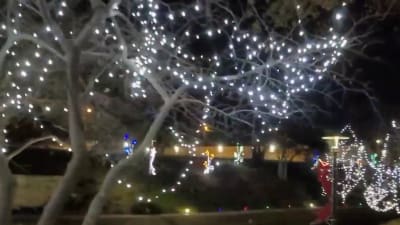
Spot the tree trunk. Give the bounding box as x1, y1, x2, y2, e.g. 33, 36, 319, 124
278, 161, 288, 180
278, 161, 282, 179
0, 154, 14, 225
82, 95, 179, 225
38, 44, 88, 225
283, 161, 288, 180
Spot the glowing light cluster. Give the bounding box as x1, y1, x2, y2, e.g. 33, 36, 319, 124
93, 0, 351, 140
203, 150, 215, 174
148, 141, 157, 176
234, 143, 244, 165
107, 126, 200, 203
0, 0, 378, 215
337, 125, 366, 203
333, 122, 400, 214
363, 121, 400, 213
364, 165, 399, 212
0, 0, 353, 160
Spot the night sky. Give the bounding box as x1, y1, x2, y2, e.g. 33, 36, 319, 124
304, 14, 400, 140
356, 17, 400, 107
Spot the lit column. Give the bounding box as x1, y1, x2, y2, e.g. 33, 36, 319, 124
322, 135, 349, 225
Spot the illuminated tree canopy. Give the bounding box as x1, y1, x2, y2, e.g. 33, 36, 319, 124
0, 0, 396, 225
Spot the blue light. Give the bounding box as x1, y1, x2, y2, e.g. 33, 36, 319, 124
312, 150, 320, 164
123, 134, 136, 155
124, 147, 132, 155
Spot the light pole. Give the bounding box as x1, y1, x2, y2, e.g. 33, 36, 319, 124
322, 135, 349, 225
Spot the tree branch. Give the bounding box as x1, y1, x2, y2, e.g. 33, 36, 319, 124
75, 0, 121, 48
37, 0, 68, 51
7, 135, 58, 160
177, 98, 254, 127
0, 33, 64, 81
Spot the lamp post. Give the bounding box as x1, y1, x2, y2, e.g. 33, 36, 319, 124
322, 135, 349, 225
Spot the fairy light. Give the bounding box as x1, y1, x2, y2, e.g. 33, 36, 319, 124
364, 164, 398, 212
111, 0, 351, 139
234, 143, 244, 165
0, 0, 372, 212
148, 142, 157, 176
335, 122, 400, 214
203, 150, 215, 174
107, 126, 200, 203
337, 125, 366, 203
335, 13, 343, 20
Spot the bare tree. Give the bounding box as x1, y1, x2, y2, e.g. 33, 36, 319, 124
0, 133, 58, 225
277, 144, 309, 180
78, 1, 388, 224
0, 0, 396, 225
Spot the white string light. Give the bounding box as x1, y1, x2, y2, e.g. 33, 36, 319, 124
148, 144, 157, 176
333, 122, 400, 214
337, 125, 366, 202
0, 0, 352, 159
234, 144, 244, 165
106, 126, 200, 203
6, 0, 395, 215
202, 150, 215, 174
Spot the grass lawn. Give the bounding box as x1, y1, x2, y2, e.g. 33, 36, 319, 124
13, 208, 398, 225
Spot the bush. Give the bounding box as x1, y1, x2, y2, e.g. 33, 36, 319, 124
130, 202, 162, 215
382, 219, 400, 225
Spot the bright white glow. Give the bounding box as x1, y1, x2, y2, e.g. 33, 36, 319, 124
184, 208, 191, 215
335, 13, 343, 20
174, 145, 179, 153
269, 144, 276, 153
217, 144, 223, 153
149, 146, 157, 176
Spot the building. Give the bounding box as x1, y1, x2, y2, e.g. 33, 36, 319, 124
163, 145, 252, 159
163, 144, 310, 162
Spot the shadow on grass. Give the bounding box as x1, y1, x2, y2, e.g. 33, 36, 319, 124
13, 208, 398, 225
